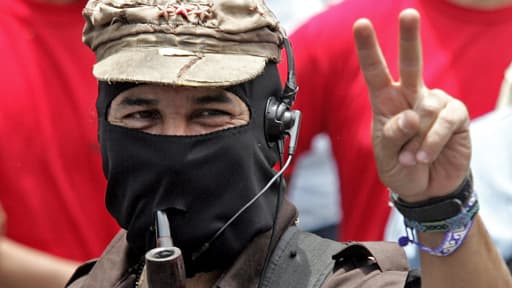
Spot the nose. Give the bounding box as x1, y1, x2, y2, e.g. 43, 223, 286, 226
160, 118, 189, 136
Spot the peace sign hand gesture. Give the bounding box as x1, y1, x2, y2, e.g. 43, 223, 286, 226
353, 9, 471, 203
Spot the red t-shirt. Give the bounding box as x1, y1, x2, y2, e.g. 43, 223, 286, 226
0, 0, 119, 261
286, 0, 512, 241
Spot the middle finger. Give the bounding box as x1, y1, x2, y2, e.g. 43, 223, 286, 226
399, 9, 423, 98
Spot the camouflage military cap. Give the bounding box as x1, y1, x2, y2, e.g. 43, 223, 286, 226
82, 0, 286, 87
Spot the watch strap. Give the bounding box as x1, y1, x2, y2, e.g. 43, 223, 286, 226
391, 172, 473, 222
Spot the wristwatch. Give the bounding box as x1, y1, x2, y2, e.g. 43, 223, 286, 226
391, 172, 473, 222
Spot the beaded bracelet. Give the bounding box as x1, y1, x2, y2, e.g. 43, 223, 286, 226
397, 192, 479, 257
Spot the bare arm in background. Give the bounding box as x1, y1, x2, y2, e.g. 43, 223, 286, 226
0, 203, 80, 288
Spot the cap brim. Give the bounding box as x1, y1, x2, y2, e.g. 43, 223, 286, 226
93, 47, 267, 87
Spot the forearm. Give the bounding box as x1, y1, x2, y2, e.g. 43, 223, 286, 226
419, 215, 512, 288
0, 237, 80, 288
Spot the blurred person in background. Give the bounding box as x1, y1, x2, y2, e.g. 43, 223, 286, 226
0, 0, 119, 287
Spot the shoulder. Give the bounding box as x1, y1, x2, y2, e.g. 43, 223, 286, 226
471, 108, 512, 136
470, 108, 512, 164
267, 227, 411, 288
66, 230, 135, 288
322, 241, 410, 288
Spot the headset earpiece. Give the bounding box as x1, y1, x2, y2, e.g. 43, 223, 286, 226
265, 97, 294, 143
264, 38, 301, 153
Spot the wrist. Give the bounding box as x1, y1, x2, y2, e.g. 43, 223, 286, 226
391, 172, 473, 222
395, 175, 479, 257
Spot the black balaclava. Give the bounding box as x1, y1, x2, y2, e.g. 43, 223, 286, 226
97, 64, 283, 276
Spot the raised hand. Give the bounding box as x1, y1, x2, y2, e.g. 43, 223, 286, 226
353, 9, 471, 203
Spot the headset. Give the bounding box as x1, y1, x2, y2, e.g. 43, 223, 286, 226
256, 38, 302, 288
265, 38, 302, 156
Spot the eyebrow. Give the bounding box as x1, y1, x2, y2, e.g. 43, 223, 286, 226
117, 92, 234, 107
119, 96, 158, 107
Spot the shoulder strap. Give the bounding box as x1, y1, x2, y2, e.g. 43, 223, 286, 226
260, 226, 346, 288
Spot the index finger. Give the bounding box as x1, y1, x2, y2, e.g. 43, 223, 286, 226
353, 18, 393, 93
399, 9, 423, 93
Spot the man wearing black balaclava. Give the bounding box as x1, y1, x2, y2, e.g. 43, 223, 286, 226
67, 1, 512, 287
97, 65, 284, 277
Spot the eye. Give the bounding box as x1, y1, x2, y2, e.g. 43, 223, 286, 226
120, 109, 162, 130
195, 109, 231, 118
126, 110, 161, 120
191, 109, 234, 127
